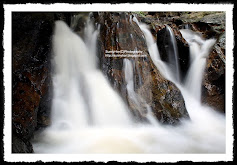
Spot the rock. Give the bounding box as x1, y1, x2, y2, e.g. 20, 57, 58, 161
36, 80, 53, 130
202, 45, 225, 112
136, 12, 225, 113
12, 13, 54, 152
54, 12, 72, 25
156, 24, 190, 82
94, 12, 189, 124
12, 133, 33, 153
179, 12, 225, 24
70, 13, 90, 38
177, 12, 226, 113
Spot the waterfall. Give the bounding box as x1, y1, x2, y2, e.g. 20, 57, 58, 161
52, 20, 133, 127
180, 29, 216, 102
123, 59, 158, 126
135, 17, 225, 152
165, 25, 181, 83
137, 22, 174, 82
32, 17, 225, 154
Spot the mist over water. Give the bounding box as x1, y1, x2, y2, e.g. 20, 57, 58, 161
32, 19, 225, 154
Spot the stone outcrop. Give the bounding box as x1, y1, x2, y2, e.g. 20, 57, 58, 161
92, 12, 189, 124
12, 13, 54, 153
12, 12, 73, 153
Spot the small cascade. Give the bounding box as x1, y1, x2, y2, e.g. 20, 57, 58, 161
53, 21, 133, 126
84, 19, 99, 67
33, 21, 135, 153
134, 16, 225, 152
165, 25, 181, 83
138, 22, 174, 82
180, 29, 216, 102
70, 14, 82, 30
123, 59, 158, 125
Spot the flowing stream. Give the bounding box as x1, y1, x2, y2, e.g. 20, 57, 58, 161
32, 17, 225, 154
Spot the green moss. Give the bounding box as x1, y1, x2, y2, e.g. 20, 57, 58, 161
133, 11, 147, 17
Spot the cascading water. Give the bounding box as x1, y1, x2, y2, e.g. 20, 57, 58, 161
32, 16, 225, 154
180, 29, 216, 102
123, 59, 158, 126
134, 19, 174, 82
137, 16, 225, 151
165, 25, 181, 82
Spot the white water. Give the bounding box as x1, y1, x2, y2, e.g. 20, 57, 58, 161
165, 25, 181, 82
180, 29, 216, 101
32, 19, 225, 154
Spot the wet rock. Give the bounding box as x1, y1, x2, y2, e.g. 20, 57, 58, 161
12, 133, 33, 153
178, 12, 226, 113
151, 12, 225, 113
36, 79, 53, 130
156, 24, 190, 82
54, 12, 72, 25
202, 46, 225, 112
94, 12, 189, 124
70, 12, 90, 38
12, 13, 54, 152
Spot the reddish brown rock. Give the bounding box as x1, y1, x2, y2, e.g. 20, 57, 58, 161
202, 47, 225, 112
184, 17, 225, 113
93, 12, 189, 124
12, 12, 55, 152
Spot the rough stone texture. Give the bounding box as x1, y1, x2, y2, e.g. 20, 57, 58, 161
182, 12, 225, 113
156, 24, 190, 82
137, 12, 226, 113
12, 133, 33, 153
201, 44, 225, 113
12, 12, 73, 153
12, 13, 56, 153
179, 12, 225, 25
70, 12, 90, 38
93, 12, 189, 124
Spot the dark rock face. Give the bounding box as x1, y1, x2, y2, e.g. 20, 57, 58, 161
12, 13, 55, 153
202, 46, 225, 113
12, 12, 73, 153
156, 24, 190, 82
93, 12, 189, 124
12, 133, 33, 153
